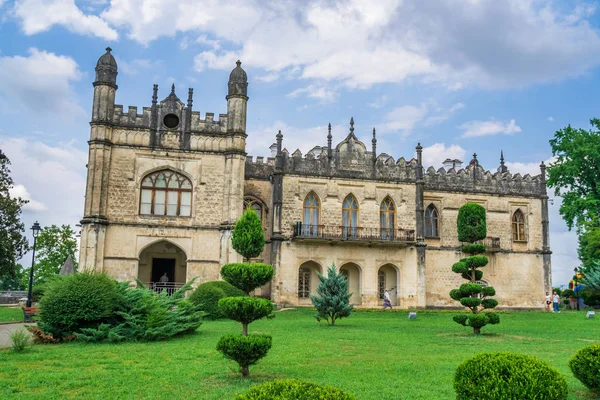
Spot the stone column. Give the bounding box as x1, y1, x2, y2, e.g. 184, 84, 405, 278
415, 143, 427, 308
540, 161, 552, 291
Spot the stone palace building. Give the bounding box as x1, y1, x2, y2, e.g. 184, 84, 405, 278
79, 48, 552, 309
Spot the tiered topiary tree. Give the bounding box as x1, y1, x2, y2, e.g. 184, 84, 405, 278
450, 203, 499, 335
216, 209, 275, 377
311, 264, 353, 326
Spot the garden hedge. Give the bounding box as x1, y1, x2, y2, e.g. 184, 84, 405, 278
188, 280, 248, 319
569, 344, 600, 391
234, 379, 357, 399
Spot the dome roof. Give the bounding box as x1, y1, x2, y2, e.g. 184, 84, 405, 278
229, 60, 247, 83
94, 47, 118, 86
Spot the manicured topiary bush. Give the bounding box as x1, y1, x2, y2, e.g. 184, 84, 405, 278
38, 272, 117, 340
221, 263, 273, 294
188, 280, 248, 319
569, 344, 600, 391
216, 334, 272, 378
232, 209, 265, 261
218, 296, 274, 335
234, 379, 357, 400
450, 203, 499, 335
454, 352, 568, 400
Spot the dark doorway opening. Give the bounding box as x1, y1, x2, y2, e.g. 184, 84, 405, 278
152, 258, 176, 283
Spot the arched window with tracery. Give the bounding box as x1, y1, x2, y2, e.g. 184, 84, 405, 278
303, 192, 320, 236
140, 170, 192, 217
342, 194, 359, 238
298, 268, 310, 298
512, 209, 526, 241
425, 204, 439, 238
380, 196, 395, 239
244, 197, 263, 223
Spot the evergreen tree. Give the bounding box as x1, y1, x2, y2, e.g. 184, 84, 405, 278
311, 264, 354, 326
27, 225, 78, 285
231, 209, 265, 262
0, 150, 29, 289
450, 203, 499, 335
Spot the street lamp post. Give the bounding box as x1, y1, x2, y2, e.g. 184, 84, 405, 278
26, 221, 42, 308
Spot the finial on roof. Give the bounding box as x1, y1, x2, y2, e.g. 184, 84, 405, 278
372, 127, 376, 141
416, 142, 422, 151
152, 84, 158, 105
349, 117, 355, 135
469, 152, 479, 166
236, 60, 241, 67
187, 88, 193, 108
171, 83, 175, 94
276, 129, 283, 139
327, 123, 332, 160
106, 47, 112, 53
327, 123, 332, 138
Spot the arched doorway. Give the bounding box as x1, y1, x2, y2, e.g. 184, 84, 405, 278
297, 261, 322, 305
378, 264, 399, 306
340, 263, 362, 305
138, 240, 187, 295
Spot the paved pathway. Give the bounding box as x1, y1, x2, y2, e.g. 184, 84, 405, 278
0, 323, 33, 348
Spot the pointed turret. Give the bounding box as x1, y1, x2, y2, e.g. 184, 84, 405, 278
226, 60, 248, 134
92, 47, 118, 124
498, 150, 508, 173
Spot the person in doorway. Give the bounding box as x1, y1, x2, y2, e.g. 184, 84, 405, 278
544, 291, 551, 312
552, 291, 561, 313
383, 288, 393, 310
159, 272, 169, 286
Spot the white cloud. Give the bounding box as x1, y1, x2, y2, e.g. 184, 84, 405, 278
368, 96, 388, 109
287, 85, 337, 103
420, 143, 467, 168
458, 119, 521, 138
13, 0, 117, 40
119, 58, 163, 75
8, 184, 47, 212
379, 101, 464, 135
0, 48, 84, 115
504, 156, 556, 176
0, 137, 87, 227
424, 103, 465, 126
256, 73, 279, 83
548, 116, 554, 121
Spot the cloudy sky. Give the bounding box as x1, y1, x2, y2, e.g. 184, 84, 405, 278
1, 0, 599, 286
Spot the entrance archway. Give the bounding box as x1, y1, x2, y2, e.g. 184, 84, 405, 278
138, 240, 187, 294
340, 262, 362, 305
378, 264, 399, 306
297, 261, 322, 305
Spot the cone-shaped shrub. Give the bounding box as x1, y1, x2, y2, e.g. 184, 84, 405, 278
310, 264, 354, 326
450, 203, 499, 334
231, 209, 265, 262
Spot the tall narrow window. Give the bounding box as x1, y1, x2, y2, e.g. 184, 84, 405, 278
298, 268, 310, 298
303, 192, 320, 236
140, 170, 192, 217
380, 196, 395, 239
342, 194, 359, 238
512, 209, 526, 241
243, 197, 263, 223
425, 204, 439, 238
378, 270, 386, 299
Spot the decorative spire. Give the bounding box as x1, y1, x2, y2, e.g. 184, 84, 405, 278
106, 47, 112, 53
94, 47, 118, 86
416, 143, 422, 165
372, 127, 377, 163
499, 150, 508, 173
349, 117, 355, 136
152, 84, 158, 105
469, 152, 479, 166
228, 60, 248, 98
276, 130, 283, 155
327, 123, 332, 160
171, 83, 176, 94
187, 88, 193, 109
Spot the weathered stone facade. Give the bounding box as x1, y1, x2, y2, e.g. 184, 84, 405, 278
81, 48, 551, 309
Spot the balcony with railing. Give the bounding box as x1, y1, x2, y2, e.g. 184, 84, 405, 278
145, 282, 185, 296
292, 223, 416, 245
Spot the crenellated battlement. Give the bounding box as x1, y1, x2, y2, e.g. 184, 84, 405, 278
245, 155, 275, 180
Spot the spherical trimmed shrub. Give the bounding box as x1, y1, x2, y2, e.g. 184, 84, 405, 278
454, 352, 568, 400
38, 272, 117, 339
234, 379, 357, 400
220, 263, 274, 294
464, 255, 489, 269
461, 244, 487, 254
457, 203, 487, 243
569, 344, 600, 391
188, 280, 247, 319
485, 312, 500, 325
216, 333, 272, 377
218, 296, 274, 334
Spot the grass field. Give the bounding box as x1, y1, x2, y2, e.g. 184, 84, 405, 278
0, 309, 597, 399
0, 307, 25, 323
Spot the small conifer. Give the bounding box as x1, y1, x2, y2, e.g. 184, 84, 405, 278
311, 264, 354, 326
231, 209, 265, 262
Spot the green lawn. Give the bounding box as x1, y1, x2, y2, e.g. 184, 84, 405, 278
0, 307, 24, 323
0, 309, 597, 399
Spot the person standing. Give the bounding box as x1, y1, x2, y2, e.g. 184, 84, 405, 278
383, 288, 393, 310
552, 291, 561, 313
544, 291, 551, 312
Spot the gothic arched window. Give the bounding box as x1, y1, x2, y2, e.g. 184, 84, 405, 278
425, 204, 439, 238
298, 268, 310, 298
303, 192, 320, 236
342, 194, 359, 238
512, 209, 526, 241
380, 196, 395, 239
140, 170, 192, 217
244, 197, 263, 223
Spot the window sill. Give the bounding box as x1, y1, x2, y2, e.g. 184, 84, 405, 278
138, 214, 192, 219
512, 240, 528, 243
425, 236, 441, 239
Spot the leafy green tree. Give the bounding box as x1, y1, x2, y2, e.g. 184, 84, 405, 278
27, 225, 78, 285
547, 119, 600, 230
0, 151, 29, 289
311, 264, 354, 326
231, 209, 265, 262
450, 203, 499, 335
578, 226, 600, 272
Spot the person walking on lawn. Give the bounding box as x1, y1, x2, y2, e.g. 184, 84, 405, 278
552, 291, 561, 313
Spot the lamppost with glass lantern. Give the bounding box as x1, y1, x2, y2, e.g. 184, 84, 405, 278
26, 221, 42, 308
